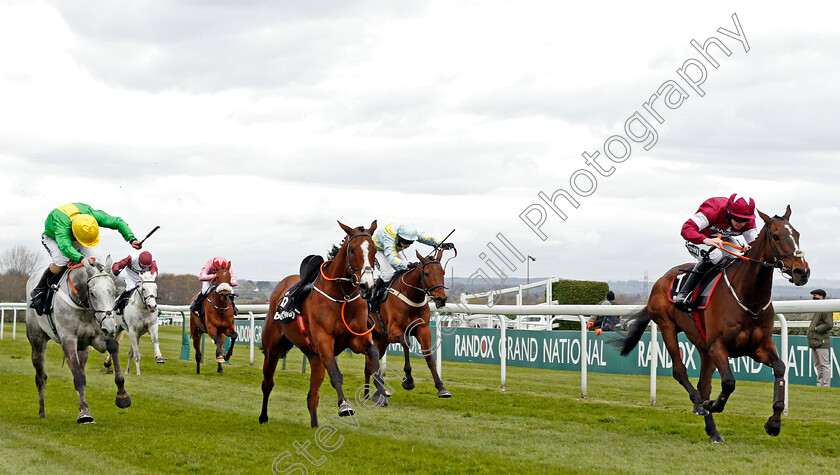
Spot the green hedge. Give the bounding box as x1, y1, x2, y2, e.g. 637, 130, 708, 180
552, 280, 609, 330
552, 280, 609, 305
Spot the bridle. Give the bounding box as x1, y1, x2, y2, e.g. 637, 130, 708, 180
400, 259, 446, 297
319, 232, 375, 297
62, 261, 115, 330
135, 279, 158, 311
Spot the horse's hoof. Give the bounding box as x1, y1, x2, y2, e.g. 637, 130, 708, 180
692, 404, 709, 416
709, 433, 725, 443
224, 354, 232, 362
116, 394, 132, 409
764, 419, 781, 437
402, 379, 415, 391
259, 414, 268, 424
156, 357, 165, 364
338, 402, 355, 417
373, 393, 389, 407
217, 365, 224, 374
385, 390, 392, 398
216, 356, 225, 363
438, 389, 452, 398
77, 412, 95, 424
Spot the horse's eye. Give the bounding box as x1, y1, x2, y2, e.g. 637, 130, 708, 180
773, 234, 780, 241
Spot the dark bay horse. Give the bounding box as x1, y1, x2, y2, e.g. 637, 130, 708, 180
617, 207, 809, 442
259, 220, 389, 428
190, 262, 238, 374
364, 248, 452, 399
25, 257, 131, 423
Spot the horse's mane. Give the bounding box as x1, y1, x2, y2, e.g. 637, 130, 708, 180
327, 226, 367, 259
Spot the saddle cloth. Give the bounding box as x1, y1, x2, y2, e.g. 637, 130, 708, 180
668, 266, 723, 310
274, 255, 324, 322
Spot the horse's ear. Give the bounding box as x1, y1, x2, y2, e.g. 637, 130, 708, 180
783, 205, 791, 221
337, 220, 353, 235
416, 250, 427, 262
369, 220, 377, 234
82, 258, 94, 274
227, 260, 232, 269
757, 209, 772, 224
104, 255, 113, 274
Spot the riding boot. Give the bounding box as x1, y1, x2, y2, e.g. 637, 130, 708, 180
190, 292, 206, 315
114, 289, 132, 314
369, 277, 387, 314
231, 295, 239, 316
30, 268, 58, 316
674, 259, 714, 310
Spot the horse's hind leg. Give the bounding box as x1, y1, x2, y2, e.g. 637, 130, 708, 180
60, 338, 94, 423
28, 330, 48, 418
753, 340, 785, 436
400, 337, 415, 391
306, 355, 326, 428
415, 322, 450, 398
660, 328, 705, 414
697, 354, 724, 443
259, 342, 285, 424
192, 332, 203, 375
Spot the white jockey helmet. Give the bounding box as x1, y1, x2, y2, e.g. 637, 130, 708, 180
396, 223, 418, 242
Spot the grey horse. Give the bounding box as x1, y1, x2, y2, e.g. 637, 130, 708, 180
25, 257, 131, 423
105, 271, 164, 375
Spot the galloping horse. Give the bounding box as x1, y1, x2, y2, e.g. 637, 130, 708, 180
259, 221, 389, 428
617, 207, 809, 442
190, 261, 238, 374
364, 248, 452, 399
25, 257, 131, 423
106, 271, 164, 375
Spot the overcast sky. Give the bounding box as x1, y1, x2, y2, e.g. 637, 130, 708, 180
1, 0, 838, 287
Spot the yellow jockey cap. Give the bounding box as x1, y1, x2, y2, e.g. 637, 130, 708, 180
71, 214, 100, 247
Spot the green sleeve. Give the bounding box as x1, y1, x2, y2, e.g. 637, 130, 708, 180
86, 207, 137, 242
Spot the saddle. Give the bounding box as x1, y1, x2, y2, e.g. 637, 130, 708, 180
274, 255, 324, 322
668, 259, 734, 311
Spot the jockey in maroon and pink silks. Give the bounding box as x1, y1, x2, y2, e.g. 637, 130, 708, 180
190, 256, 240, 315
673, 193, 758, 308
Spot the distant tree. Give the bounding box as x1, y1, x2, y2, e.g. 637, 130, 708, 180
0, 245, 42, 277
157, 273, 201, 305
0, 274, 28, 303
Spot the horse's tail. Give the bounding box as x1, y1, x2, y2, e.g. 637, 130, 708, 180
611, 307, 651, 356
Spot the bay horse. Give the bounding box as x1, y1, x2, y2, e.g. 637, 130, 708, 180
259, 220, 389, 428
105, 271, 164, 375
617, 207, 809, 442
190, 261, 238, 374
25, 257, 131, 423
364, 248, 452, 399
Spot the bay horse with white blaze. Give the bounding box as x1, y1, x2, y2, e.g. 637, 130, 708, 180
190, 261, 238, 374
25, 257, 131, 423
364, 248, 453, 399
259, 221, 389, 428
617, 207, 809, 442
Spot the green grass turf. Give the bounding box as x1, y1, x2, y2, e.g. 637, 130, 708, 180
0, 324, 838, 474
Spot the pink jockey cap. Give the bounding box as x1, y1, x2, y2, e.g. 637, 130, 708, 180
727, 193, 755, 219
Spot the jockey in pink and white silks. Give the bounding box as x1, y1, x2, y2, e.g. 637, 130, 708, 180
673, 193, 758, 308
190, 256, 239, 315
374, 223, 451, 282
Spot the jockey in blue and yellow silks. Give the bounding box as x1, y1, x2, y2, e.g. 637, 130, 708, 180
374, 223, 451, 282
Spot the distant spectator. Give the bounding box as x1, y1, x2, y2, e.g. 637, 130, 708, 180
808, 289, 833, 387
588, 291, 618, 333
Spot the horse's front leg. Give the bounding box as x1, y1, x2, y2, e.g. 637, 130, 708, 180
363, 342, 389, 407
60, 337, 94, 423
415, 321, 450, 398
317, 340, 353, 416
223, 328, 238, 362
128, 329, 142, 376
148, 320, 165, 363
102, 337, 131, 409
704, 340, 735, 414
753, 340, 785, 436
